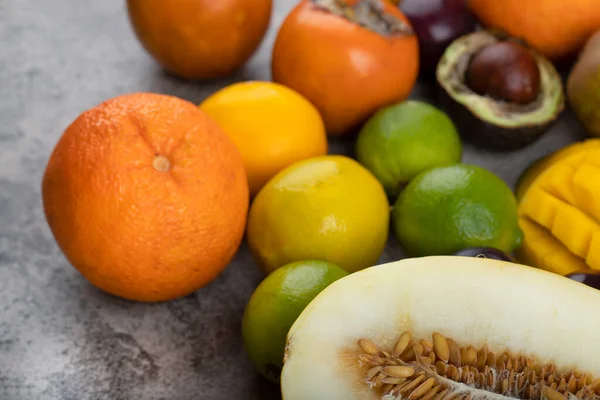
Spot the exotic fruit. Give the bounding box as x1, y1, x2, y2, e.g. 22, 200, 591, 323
437, 30, 564, 151
515, 139, 600, 277
567, 30, 600, 138
281, 256, 600, 399
567, 270, 600, 291
399, 0, 476, 74
271, 0, 419, 136
468, 0, 600, 61
452, 247, 514, 262
127, 0, 273, 80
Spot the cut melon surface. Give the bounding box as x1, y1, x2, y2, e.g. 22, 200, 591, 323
281, 256, 600, 400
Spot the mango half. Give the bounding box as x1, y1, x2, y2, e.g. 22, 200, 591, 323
516, 139, 600, 275
281, 256, 600, 400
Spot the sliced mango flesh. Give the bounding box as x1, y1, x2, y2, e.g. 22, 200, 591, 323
515, 217, 588, 276
516, 139, 600, 275
515, 139, 600, 201
573, 163, 600, 223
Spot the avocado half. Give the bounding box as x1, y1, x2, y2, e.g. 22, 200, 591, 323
436, 30, 565, 151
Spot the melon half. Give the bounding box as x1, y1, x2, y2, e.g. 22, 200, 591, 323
280, 256, 600, 400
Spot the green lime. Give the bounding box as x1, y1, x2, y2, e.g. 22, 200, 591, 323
355, 100, 462, 198
392, 164, 523, 256
241, 260, 348, 384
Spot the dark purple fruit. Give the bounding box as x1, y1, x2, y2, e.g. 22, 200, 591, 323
566, 271, 600, 290
452, 247, 514, 262
399, 0, 476, 73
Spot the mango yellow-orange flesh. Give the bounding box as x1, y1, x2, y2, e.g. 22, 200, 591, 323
517, 141, 600, 275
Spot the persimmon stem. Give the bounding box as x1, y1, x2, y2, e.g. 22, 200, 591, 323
311, 0, 414, 36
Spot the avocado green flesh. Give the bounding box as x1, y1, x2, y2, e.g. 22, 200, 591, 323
436, 30, 564, 128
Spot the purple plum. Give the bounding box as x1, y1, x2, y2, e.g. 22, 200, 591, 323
399, 0, 477, 74
566, 271, 600, 291
452, 247, 514, 262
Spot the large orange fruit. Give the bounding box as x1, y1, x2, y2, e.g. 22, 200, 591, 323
42, 93, 249, 302
271, 0, 419, 136
127, 0, 273, 80
469, 0, 600, 60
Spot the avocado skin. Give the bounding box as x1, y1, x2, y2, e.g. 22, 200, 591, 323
437, 85, 561, 151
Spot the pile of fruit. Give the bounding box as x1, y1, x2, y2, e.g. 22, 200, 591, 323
42, 0, 600, 397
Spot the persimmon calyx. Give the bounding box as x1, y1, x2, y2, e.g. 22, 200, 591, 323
312, 0, 414, 36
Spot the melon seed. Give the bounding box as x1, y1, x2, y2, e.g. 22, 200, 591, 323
394, 332, 412, 357
384, 366, 416, 378
359, 331, 600, 400
433, 332, 450, 362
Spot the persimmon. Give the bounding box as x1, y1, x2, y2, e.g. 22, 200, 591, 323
271, 0, 419, 136
127, 0, 273, 80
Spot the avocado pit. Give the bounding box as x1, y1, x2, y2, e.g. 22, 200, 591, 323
466, 41, 541, 106
436, 30, 564, 151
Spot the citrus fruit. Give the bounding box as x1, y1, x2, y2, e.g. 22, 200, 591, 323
241, 260, 348, 384
271, 0, 419, 136
41, 93, 249, 302
468, 0, 600, 60
126, 0, 273, 80
199, 81, 328, 196
247, 155, 390, 275
392, 164, 522, 256
355, 100, 462, 199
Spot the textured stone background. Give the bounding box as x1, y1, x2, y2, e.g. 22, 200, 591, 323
0, 0, 587, 399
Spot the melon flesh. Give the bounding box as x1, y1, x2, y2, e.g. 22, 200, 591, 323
281, 256, 600, 400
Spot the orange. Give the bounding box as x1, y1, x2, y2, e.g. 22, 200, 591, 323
469, 0, 600, 60
41, 93, 249, 302
126, 0, 273, 80
199, 81, 328, 196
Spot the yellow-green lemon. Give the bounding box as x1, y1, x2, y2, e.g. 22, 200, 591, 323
247, 155, 390, 274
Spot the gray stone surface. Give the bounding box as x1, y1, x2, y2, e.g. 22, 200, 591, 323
0, 0, 588, 399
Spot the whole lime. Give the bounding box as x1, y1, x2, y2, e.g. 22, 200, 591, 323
246, 155, 389, 274
393, 164, 523, 256
355, 100, 462, 198
241, 260, 348, 383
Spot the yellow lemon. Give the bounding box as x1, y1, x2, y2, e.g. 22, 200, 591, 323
200, 81, 328, 196
247, 155, 390, 274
